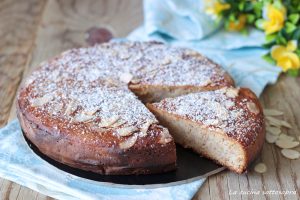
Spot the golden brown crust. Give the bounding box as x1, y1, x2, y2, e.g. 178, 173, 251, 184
17, 102, 176, 175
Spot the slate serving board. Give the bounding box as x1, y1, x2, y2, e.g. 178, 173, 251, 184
24, 134, 225, 186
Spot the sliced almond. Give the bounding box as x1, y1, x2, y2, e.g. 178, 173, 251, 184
266, 126, 281, 135
119, 52, 131, 60
130, 79, 141, 84
254, 163, 267, 173
73, 113, 94, 122
106, 78, 119, 87
247, 102, 260, 115
119, 72, 133, 83
110, 119, 126, 128
225, 88, 239, 98
275, 140, 299, 149
64, 100, 77, 115
99, 116, 120, 127
265, 116, 283, 127
84, 108, 98, 116
263, 109, 283, 116
31, 94, 53, 107
140, 120, 156, 137
280, 120, 292, 129
119, 135, 137, 150
161, 57, 172, 65
184, 50, 199, 57
158, 128, 173, 144
281, 149, 300, 159
278, 134, 294, 142
266, 133, 278, 143
116, 126, 138, 137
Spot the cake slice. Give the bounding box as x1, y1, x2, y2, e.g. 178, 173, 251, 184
147, 87, 265, 173
127, 42, 234, 102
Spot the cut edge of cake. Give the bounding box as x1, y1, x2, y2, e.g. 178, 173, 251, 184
147, 88, 265, 173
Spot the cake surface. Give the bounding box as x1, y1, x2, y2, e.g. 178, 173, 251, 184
17, 41, 234, 175
148, 87, 265, 173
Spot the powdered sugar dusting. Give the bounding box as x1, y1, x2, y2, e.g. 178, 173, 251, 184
20, 41, 231, 146
153, 88, 264, 146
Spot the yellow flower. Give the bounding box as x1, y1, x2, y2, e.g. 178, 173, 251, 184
271, 41, 300, 72
205, 0, 231, 16
260, 4, 286, 35
228, 15, 247, 31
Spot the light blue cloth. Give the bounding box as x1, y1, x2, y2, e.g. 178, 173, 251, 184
128, 0, 282, 96
0, 120, 207, 200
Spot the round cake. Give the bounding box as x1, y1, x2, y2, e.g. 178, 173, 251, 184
17, 41, 264, 175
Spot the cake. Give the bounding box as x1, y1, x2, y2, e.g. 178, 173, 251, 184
147, 87, 265, 173
17, 41, 263, 175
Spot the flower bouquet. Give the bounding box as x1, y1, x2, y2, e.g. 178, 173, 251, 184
205, 0, 300, 76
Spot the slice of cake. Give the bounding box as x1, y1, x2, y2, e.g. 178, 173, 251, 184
126, 42, 234, 102
147, 87, 265, 173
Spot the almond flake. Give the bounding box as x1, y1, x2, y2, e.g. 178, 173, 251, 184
140, 120, 156, 137
31, 94, 53, 107
247, 102, 260, 115
64, 100, 77, 115
73, 113, 94, 122
280, 120, 292, 129
161, 57, 172, 65
266, 133, 278, 143
116, 126, 138, 137
266, 126, 281, 135
278, 134, 294, 142
254, 163, 267, 173
266, 116, 283, 127
263, 109, 283, 116
281, 149, 300, 160
119, 135, 137, 150
184, 50, 199, 57
119, 53, 131, 60
110, 119, 126, 128
275, 140, 299, 149
119, 72, 133, 83
99, 116, 120, 127
225, 88, 239, 98
130, 79, 141, 84
84, 108, 98, 116
158, 128, 173, 144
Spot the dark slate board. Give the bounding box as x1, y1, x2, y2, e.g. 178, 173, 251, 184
24, 133, 225, 186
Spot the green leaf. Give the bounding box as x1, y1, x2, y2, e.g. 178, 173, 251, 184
255, 19, 264, 29
285, 22, 297, 33
287, 69, 299, 77
229, 13, 236, 21
288, 14, 300, 24
276, 33, 287, 45
266, 34, 277, 43
295, 49, 300, 57
262, 41, 276, 48
247, 14, 256, 24
238, 2, 245, 11
292, 28, 300, 40
262, 54, 276, 65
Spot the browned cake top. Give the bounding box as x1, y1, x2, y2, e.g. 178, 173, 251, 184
18, 41, 233, 150
151, 88, 264, 146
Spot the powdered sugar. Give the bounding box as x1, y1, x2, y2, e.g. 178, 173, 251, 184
20, 41, 230, 144
153, 88, 263, 145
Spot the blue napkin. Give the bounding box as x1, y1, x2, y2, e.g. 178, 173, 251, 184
128, 0, 281, 96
